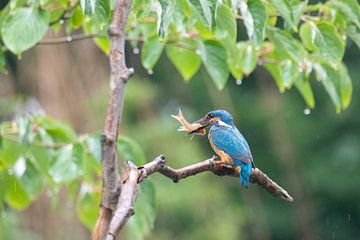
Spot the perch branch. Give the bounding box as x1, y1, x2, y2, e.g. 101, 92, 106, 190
106, 155, 294, 239
93, 0, 134, 239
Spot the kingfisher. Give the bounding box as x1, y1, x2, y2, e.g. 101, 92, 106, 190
189, 110, 255, 187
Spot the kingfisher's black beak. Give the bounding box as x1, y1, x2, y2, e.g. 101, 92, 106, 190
187, 117, 210, 135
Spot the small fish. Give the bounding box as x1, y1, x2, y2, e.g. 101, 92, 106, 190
171, 109, 206, 136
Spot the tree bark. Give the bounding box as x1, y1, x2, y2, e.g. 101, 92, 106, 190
92, 0, 134, 239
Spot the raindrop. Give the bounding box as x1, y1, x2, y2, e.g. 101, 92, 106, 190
131, 22, 137, 28
147, 69, 153, 75
66, 36, 72, 42
133, 47, 139, 54
195, 49, 201, 55
304, 108, 311, 115
348, 213, 351, 221
236, 79, 242, 85
59, 19, 65, 25
8, 169, 14, 175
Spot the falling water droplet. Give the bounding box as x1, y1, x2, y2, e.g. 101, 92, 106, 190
66, 36, 72, 42
133, 47, 139, 54
236, 79, 242, 85
195, 49, 201, 55
348, 213, 351, 221
304, 108, 311, 115
131, 22, 137, 28
8, 169, 14, 175
59, 19, 65, 25
147, 69, 153, 75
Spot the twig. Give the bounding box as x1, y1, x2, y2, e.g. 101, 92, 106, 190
92, 0, 134, 239
39, 34, 98, 45
105, 155, 294, 239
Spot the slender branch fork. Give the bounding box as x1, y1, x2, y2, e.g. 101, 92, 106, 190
105, 155, 294, 240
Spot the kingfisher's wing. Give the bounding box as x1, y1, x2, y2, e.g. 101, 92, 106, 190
210, 126, 253, 166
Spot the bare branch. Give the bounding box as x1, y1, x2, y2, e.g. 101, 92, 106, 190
93, 0, 134, 239
107, 155, 293, 239
140, 155, 294, 202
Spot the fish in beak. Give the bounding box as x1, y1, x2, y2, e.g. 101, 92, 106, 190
188, 117, 210, 135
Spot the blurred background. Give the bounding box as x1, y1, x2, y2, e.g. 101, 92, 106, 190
0, 30, 359, 239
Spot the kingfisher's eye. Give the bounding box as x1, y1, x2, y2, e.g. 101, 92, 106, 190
207, 113, 213, 118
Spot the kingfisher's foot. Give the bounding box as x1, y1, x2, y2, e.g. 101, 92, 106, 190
234, 166, 241, 173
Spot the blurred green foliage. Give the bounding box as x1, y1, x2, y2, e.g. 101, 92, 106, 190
0, 0, 359, 239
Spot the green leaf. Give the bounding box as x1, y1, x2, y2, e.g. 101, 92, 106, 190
264, 58, 285, 92
314, 63, 341, 112
71, 5, 84, 29
294, 73, 315, 108
201, 40, 230, 90
271, 0, 296, 30
248, 0, 267, 46
291, 1, 307, 27
166, 41, 201, 81
93, 0, 111, 26
29, 145, 54, 178
76, 185, 101, 230
314, 62, 352, 111
117, 136, 146, 166
127, 181, 156, 239
346, 25, 360, 49
35, 115, 78, 143
0, 139, 25, 168
141, 36, 165, 71
215, 2, 237, 42
93, 37, 110, 55
1, 8, 49, 54
228, 42, 258, 78
338, 63, 352, 109
49, 144, 82, 184
267, 27, 307, 62
299, 22, 317, 51
80, 0, 95, 16
160, 0, 176, 35
331, 0, 360, 29
19, 158, 44, 200
314, 23, 345, 64
5, 174, 30, 210
199, 0, 212, 27
264, 49, 301, 91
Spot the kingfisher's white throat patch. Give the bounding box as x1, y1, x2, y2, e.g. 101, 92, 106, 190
218, 120, 232, 128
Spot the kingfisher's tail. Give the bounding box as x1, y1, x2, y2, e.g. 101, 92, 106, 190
239, 162, 252, 188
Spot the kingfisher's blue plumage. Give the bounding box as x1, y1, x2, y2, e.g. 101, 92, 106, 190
197, 110, 255, 187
